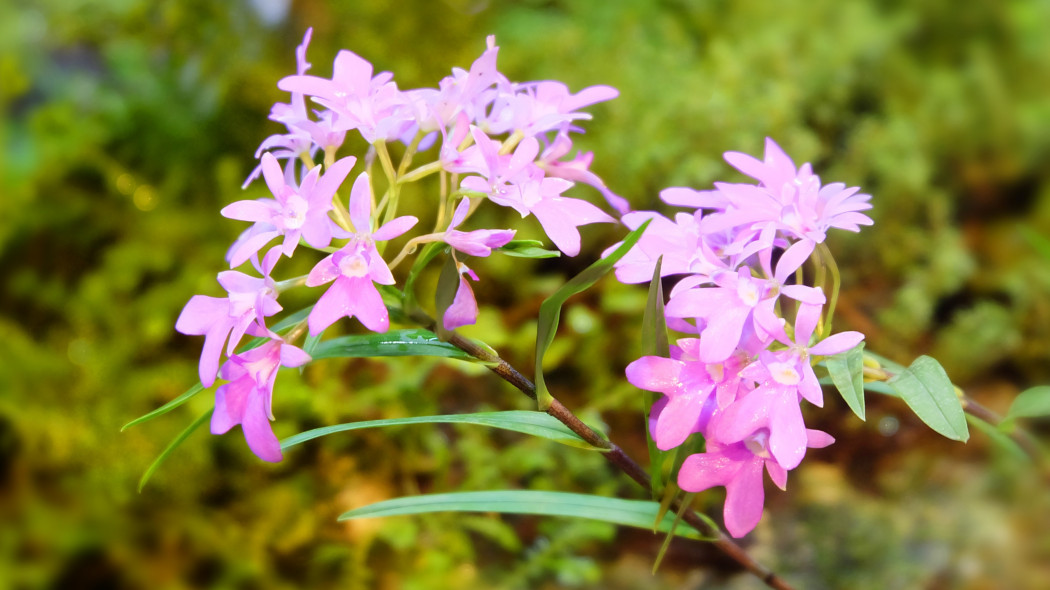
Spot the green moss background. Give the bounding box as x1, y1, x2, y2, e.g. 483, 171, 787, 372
2, 0, 1049, 588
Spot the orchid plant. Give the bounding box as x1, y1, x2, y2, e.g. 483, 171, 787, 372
126, 30, 1043, 589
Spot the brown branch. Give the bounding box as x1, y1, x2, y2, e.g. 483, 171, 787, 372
413, 310, 795, 590
961, 396, 1045, 463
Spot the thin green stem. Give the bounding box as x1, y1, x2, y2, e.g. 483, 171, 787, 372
816, 243, 840, 339
498, 129, 524, 156
397, 132, 423, 177
274, 275, 308, 293
375, 141, 402, 228
398, 161, 444, 185
387, 232, 447, 271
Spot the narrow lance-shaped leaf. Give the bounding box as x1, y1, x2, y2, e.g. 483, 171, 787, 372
122, 382, 205, 431
402, 242, 446, 312
138, 409, 213, 492
534, 220, 652, 409
652, 493, 716, 573
281, 411, 594, 451
888, 356, 969, 442
641, 256, 671, 499
496, 240, 561, 259
310, 329, 480, 363
338, 490, 705, 539
826, 342, 866, 421
434, 253, 460, 338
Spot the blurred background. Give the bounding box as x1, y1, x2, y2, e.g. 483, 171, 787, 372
2, 0, 1050, 588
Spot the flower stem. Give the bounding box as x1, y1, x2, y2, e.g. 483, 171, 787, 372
816, 243, 841, 339
387, 232, 446, 271
398, 161, 444, 185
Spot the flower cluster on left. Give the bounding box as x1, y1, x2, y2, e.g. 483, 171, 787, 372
174, 30, 621, 462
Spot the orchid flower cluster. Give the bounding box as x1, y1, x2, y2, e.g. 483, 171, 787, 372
174, 31, 621, 463
616, 138, 873, 537
170, 27, 883, 547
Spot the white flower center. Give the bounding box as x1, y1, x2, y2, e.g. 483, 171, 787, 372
338, 252, 369, 278
744, 429, 772, 458
768, 361, 801, 386
282, 195, 308, 230
737, 278, 761, 307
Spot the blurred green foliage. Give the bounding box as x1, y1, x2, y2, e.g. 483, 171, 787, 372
2, 0, 1049, 588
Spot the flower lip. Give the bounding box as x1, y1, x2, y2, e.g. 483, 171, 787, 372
744, 429, 772, 458
336, 249, 370, 278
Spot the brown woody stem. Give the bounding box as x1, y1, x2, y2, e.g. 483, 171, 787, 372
410, 310, 796, 590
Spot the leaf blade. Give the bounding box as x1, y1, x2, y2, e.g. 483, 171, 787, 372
534, 220, 652, 409
122, 382, 205, 431
497, 240, 561, 259
826, 342, 866, 421
1005, 385, 1050, 420
138, 409, 213, 492
281, 411, 594, 450
640, 256, 670, 498
887, 356, 969, 442
310, 329, 478, 362
338, 490, 705, 539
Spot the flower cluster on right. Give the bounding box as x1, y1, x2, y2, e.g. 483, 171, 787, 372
616, 139, 873, 537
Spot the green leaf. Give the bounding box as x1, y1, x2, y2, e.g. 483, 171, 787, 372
403, 242, 446, 312
826, 342, 866, 421
641, 256, 669, 359
862, 380, 897, 397
887, 356, 969, 442
1020, 225, 1050, 261
640, 256, 670, 497
338, 490, 705, 539
281, 411, 594, 451
138, 409, 212, 492
653, 493, 716, 572
310, 329, 479, 363
534, 220, 652, 409
497, 240, 561, 259
1005, 385, 1050, 420
434, 253, 460, 337
966, 414, 1030, 462
268, 306, 313, 333
122, 382, 205, 431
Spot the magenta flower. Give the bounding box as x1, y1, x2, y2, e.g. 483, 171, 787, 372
479, 80, 618, 136
459, 127, 613, 256
408, 37, 502, 131
714, 138, 873, 244
175, 254, 282, 387
608, 210, 726, 284
678, 429, 834, 537
443, 263, 480, 330
223, 152, 356, 267
211, 336, 311, 463
443, 198, 515, 257
305, 172, 417, 335
538, 132, 629, 214
278, 48, 412, 144
710, 372, 809, 470
664, 267, 780, 363
761, 302, 865, 406
625, 343, 716, 450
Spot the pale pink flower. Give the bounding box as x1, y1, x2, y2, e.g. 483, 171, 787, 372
305, 172, 416, 335
211, 336, 311, 463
